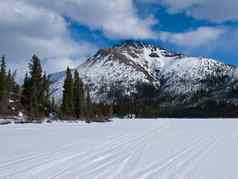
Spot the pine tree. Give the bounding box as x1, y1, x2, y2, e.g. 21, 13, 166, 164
0, 56, 8, 114
0, 57, 20, 115
61, 67, 74, 118
39, 73, 51, 115
21, 55, 51, 120
6, 70, 13, 100
85, 87, 93, 122
6, 70, 21, 115
73, 70, 85, 119
21, 73, 31, 110
28, 55, 43, 118
0, 56, 6, 100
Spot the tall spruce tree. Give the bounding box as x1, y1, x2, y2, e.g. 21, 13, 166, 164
0, 56, 8, 114
0, 56, 6, 101
85, 87, 93, 121
6, 70, 21, 115
61, 67, 74, 118
6, 70, 12, 100
21, 55, 51, 120
29, 55, 43, 118
21, 73, 31, 111
40, 73, 51, 115
73, 70, 85, 118
0, 56, 20, 115
8, 71, 21, 115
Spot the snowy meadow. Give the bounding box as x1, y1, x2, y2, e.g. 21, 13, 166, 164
0, 119, 237, 179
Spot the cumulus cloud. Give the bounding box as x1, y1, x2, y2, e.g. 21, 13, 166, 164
160, 27, 225, 48
210, 28, 238, 53
24, 0, 158, 39
144, 0, 238, 23
0, 0, 158, 80
2, 0, 236, 80
0, 0, 95, 79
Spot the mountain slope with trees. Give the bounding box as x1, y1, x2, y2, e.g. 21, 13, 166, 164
51, 40, 238, 117
1, 40, 238, 119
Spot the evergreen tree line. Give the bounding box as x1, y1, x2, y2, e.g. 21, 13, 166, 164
0, 56, 20, 115
60, 67, 88, 119
0, 55, 111, 122
0, 55, 60, 121
60, 67, 112, 122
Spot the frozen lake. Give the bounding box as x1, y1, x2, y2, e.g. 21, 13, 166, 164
0, 119, 238, 179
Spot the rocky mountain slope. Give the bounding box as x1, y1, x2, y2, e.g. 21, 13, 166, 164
50, 40, 238, 109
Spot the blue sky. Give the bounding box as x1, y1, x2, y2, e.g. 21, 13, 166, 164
1, 0, 238, 77
71, 1, 237, 66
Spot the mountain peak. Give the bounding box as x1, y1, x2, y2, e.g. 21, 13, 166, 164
51, 41, 237, 106
114, 40, 152, 49
113, 40, 182, 56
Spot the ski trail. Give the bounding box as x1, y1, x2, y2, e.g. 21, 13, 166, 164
0, 141, 78, 169
131, 136, 210, 179
48, 129, 155, 178
49, 122, 170, 179
175, 137, 217, 179
107, 125, 167, 179
94, 135, 148, 179
77, 127, 165, 179
4, 122, 164, 179
0, 130, 146, 179
157, 137, 217, 179
1, 120, 238, 179
0, 124, 152, 172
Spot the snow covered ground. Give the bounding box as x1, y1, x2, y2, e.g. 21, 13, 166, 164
0, 118, 238, 179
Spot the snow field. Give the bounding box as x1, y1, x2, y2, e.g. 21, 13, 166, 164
0, 119, 238, 179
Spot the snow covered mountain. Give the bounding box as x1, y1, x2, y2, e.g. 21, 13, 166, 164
50, 40, 238, 106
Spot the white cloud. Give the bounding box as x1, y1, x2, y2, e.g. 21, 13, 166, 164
160, 27, 225, 48
0, 0, 158, 80
24, 0, 158, 39
186, 0, 238, 23
2, 0, 236, 81
144, 0, 238, 23
0, 0, 95, 79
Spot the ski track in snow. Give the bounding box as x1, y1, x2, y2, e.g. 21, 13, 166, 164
0, 119, 238, 179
